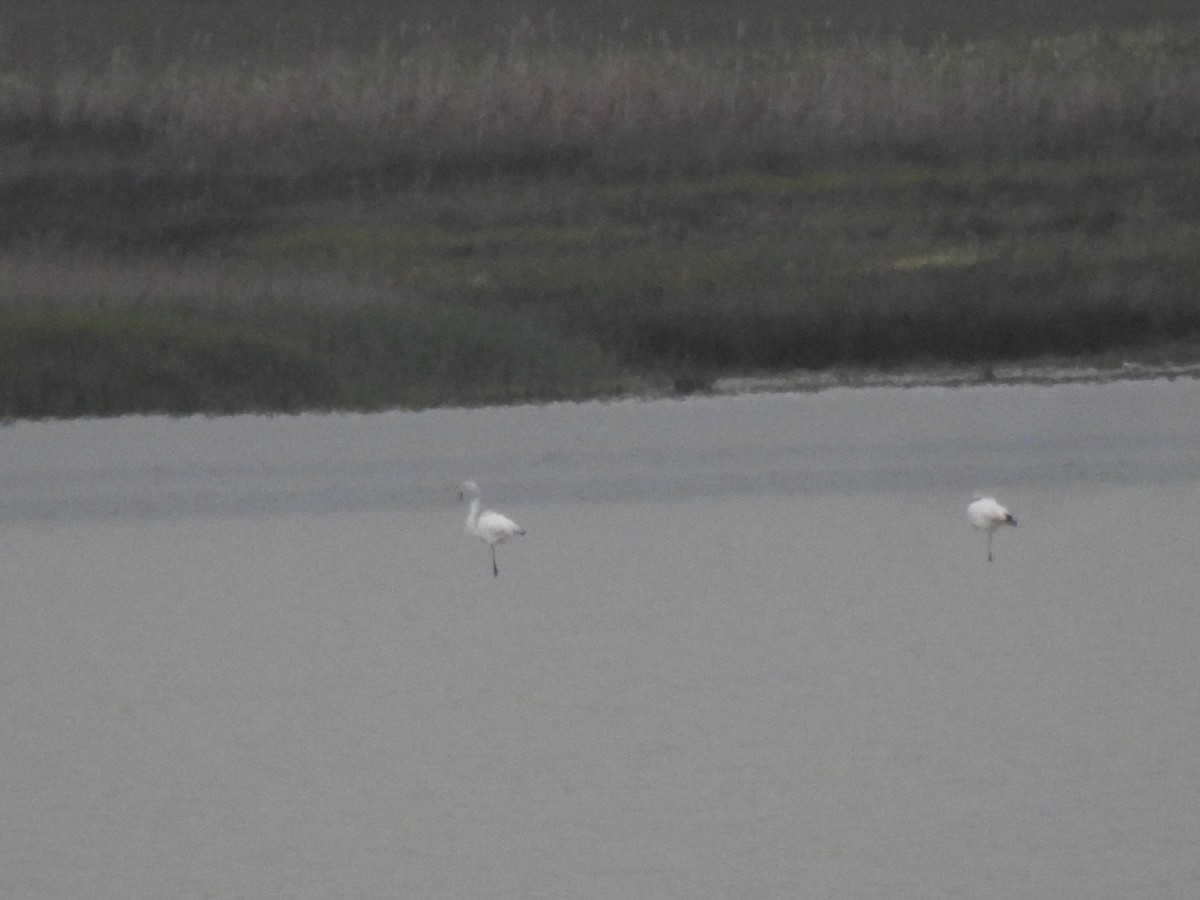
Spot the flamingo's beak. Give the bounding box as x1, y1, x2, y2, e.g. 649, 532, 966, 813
1005, 514, 1017, 526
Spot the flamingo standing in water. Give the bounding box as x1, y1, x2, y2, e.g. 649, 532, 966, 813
459, 481, 525, 576
968, 495, 1017, 562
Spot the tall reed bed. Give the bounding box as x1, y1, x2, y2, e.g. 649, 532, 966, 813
2, 23, 1198, 188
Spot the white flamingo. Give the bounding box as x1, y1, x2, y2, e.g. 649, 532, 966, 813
459, 481, 525, 577
968, 495, 1018, 562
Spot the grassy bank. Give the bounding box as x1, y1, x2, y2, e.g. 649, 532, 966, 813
2, 3, 1199, 418
0, 257, 631, 418
237, 151, 1200, 370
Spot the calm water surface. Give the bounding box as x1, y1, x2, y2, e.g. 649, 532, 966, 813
3, 380, 1199, 899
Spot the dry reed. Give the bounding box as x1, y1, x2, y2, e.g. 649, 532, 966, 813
2, 25, 1198, 182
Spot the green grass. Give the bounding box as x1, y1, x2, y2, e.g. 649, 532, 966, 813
237, 151, 1200, 369
0, 296, 630, 420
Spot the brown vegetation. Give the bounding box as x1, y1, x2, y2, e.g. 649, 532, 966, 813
2, 7, 1199, 418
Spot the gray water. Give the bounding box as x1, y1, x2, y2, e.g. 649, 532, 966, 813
3, 380, 1199, 900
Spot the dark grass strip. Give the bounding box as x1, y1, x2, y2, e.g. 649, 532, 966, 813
0, 307, 629, 420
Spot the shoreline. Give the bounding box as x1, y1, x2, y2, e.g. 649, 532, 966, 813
710, 358, 1200, 397
5, 357, 1199, 425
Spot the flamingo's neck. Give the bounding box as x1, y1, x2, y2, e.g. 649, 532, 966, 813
465, 497, 481, 535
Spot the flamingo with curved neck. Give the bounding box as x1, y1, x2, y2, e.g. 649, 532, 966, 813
459, 481, 526, 576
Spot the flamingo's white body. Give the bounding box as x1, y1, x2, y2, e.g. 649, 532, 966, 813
968, 495, 1017, 562
459, 481, 525, 576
